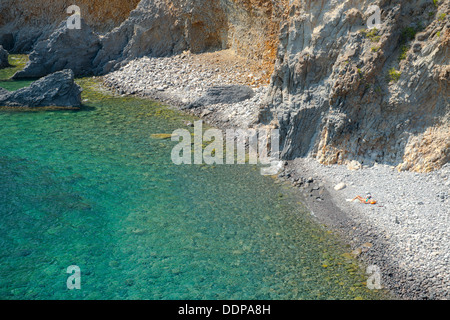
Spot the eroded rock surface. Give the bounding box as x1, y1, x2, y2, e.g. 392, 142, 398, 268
94, 0, 285, 75
0, 69, 82, 108
13, 20, 100, 79
260, 0, 449, 172
0, 0, 140, 52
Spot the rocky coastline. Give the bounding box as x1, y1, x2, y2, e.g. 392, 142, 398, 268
101, 51, 449, 300
1, 0, 448, 300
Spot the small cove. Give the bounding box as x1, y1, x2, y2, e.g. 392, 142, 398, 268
0, 62, 388, 300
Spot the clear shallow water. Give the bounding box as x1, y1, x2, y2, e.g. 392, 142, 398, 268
0, 77, 387, 300
0, 55, 31, 89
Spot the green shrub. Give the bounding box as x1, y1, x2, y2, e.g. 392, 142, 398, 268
398, 45, 410, 61
361, 28, 381, 42
401, 27, 417, 42
438, 13, 447, 21
388, 68, 401, 82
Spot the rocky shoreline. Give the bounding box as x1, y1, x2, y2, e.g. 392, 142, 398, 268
103, 50, 269, 129
102, 51, 449, 300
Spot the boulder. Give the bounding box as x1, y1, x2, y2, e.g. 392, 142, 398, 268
0, 45, 9, 68
334, 183, 347, 191
0, 69, 82, 108
12, 19, 100, 79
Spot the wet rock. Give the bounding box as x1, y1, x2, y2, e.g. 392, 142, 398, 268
0, 69, 82, 108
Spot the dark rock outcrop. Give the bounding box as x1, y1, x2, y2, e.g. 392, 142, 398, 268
0, 69, 82, 108
187, 85, 255, 109
0, 34, 14, 52
12, 20, 101, 79
0, 45, 9, 68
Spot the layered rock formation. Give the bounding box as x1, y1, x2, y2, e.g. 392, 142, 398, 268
0, 69, 82, 108
259, 0, 449, 172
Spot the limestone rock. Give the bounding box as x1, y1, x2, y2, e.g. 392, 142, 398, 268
0, 69, 82, 108
347, 160, 362, 171
13, 19, 100, 79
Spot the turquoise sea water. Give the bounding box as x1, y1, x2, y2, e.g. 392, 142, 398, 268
0, 73, 387, 300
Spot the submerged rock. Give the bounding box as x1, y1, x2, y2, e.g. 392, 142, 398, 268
0, 69, 82, 108
0, 45, 9, 68
12, 19, 100, 79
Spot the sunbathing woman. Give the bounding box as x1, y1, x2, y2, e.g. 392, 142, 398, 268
351, 195, 377, 204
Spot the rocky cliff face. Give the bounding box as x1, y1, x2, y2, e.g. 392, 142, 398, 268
13, 19, 101, 79
260, 0, 449, 172
2, 0, 448, 171
0, 0, 140, 52
4, 0, 284, 78
93, 0, 285, 75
